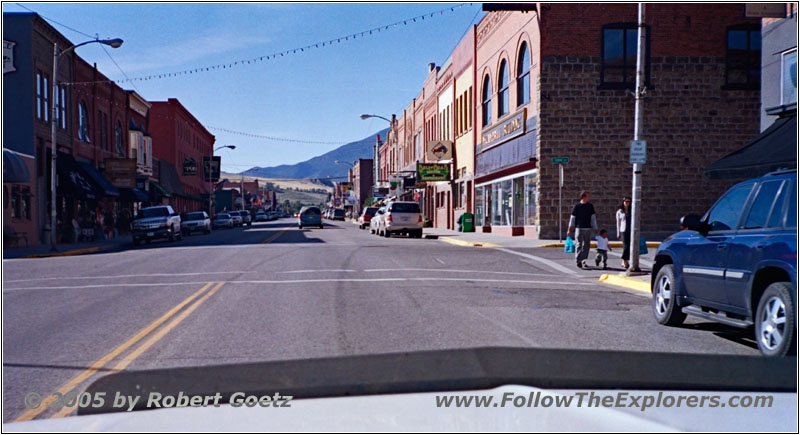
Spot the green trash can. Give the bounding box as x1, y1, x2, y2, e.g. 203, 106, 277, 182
461, 212, 475, 232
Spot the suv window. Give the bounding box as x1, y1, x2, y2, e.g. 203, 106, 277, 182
786, 181, 797, 229
705, 184, 753, 232
389, 203, 420, 213
365, 207, 379, 215
302, 207, 320, 215
139, 207, 169, 218
743, 181, 783, 229
186, 212, 206, 220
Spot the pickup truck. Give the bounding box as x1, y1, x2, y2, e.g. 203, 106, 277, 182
131, 205, 182, 245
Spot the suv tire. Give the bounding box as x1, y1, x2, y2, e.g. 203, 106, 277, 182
755, 282, 796, 357
652, 265, 686, 326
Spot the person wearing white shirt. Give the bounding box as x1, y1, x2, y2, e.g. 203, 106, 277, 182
595, 229, 612, 269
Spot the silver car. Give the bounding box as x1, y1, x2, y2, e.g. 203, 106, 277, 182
212, 213, 234, 229
229, 211, 243, 226
181, 211, 211, 235
380, 201, 423, 238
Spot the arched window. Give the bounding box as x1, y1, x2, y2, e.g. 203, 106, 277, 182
78, 101, 90, 142
481, 75, 492, 127
115, 121, 124, 156
497, 60, 509, 117
517, 42, 530, 106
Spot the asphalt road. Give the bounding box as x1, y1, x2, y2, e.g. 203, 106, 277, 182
2, 218, 760, 422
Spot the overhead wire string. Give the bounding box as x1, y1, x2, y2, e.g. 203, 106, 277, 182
57, 3, 472, 86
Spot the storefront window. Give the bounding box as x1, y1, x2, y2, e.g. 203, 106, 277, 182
525, 174, 537, 226
513, 177, 524, 226
494, 179, 512, 226
475, 186, 485, 227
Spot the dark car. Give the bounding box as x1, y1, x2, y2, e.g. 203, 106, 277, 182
298, 206, 323, 229
332, 209, 345, 221
651, 170, 797, 356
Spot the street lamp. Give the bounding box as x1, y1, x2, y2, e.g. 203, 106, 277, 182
359, 114, 394, 196
209, 145, 235, 215
50, 38, 123, 251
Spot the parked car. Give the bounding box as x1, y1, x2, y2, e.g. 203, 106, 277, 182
379, 201, 423, 238
651, 170, 797, 357
212, 213, 234, 229
332, 209, 345, 221
255, 211, 268, 222
298, 206, 323, 229
370, 207, 387, 235
132, 205, 182, 245
241, 210, 253, 226
181, 211, 211, 235
358, 207, 380, 229
229, 211, 243, 226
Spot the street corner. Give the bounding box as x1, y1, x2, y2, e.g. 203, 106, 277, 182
598, 273, 651, 294
22, 246, 108, 259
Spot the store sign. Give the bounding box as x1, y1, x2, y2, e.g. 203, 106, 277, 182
745, 3, 787, 17
340, 182, 353, 192
104, 158, 137, 189
425, 140, 453, 161
183, 157, 197, 176
417, 162, 451, 182
3, 40, 15, 74
203, 156, 221, 182
479, 108, 526, 153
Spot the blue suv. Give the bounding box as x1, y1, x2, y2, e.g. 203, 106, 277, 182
651, 170, 797, 356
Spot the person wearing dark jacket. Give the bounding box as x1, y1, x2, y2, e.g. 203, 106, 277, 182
567, 190, 598, 268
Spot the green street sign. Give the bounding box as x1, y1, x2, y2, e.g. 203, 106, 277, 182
552, 157, 569, 164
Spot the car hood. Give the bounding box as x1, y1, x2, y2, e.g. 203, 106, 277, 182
133, 217, 169, 225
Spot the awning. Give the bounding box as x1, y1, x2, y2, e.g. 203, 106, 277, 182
57, 152, 99, 200
77, 161, 120, 197
149, 181, 171, 198
3, 149, 30, 183
704, 115, 797, 180
158, 160, 185, 195
120, 187, 148, 202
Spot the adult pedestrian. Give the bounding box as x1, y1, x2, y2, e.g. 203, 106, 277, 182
567, 190, 598, 268
616, 196, 632, 269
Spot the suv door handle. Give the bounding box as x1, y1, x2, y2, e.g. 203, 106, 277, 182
716, 243, 728, 250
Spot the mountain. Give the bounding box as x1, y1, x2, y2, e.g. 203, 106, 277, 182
241, 128, 389, 181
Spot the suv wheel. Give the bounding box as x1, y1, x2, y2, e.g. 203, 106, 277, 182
755, 282, 796, 357
652, 265, 686, 326
383, 228, 391, 238
168, 226, 175, 242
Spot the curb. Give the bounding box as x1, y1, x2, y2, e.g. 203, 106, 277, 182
598, 273, 651, 293
536, 241, 661, 248
23, 246, 108, 259
440, 237, 499, 248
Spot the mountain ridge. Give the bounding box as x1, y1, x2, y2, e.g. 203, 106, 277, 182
241, 128, 389, 180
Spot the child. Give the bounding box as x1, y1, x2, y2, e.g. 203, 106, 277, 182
595, 229, 611, 269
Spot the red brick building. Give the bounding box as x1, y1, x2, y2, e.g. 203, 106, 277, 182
149, 98, 215, 213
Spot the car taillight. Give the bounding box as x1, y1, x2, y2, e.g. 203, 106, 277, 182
418, 216, 422, 223
386, 214, 392, 222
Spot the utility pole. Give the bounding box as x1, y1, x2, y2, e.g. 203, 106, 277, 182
628, 3, 646, 274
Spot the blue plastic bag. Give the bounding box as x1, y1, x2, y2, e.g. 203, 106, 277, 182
639, 237, 648, 255
564, 236, 576, 253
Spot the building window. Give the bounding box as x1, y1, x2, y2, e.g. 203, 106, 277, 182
10, 185, 32, 220
725, 25, 761, 89
36, 72, 42, 120
601, 24, 650, 88
78, 101, 90, 142
517, 42, 531, 106
482, 75, 492, 127
97, 111, 104, 150
498, 60, 509, 117
36, 72, 50, 122
115, 121, 124, 156
524, 174, 537, 226
782, 49, 797, 105
54, 85, 67, 129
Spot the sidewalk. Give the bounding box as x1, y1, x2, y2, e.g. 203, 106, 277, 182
2, 237, 129, 259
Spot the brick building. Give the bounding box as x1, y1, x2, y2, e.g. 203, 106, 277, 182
349, 158, 374, 213
149, 98, 216, 213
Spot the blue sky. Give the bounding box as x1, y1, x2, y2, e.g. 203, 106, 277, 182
6, 2, 484, 173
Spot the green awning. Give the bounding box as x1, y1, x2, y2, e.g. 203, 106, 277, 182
150, 181, 171, 197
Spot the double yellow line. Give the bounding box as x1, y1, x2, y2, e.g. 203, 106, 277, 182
261, 225, 293, 244
15, 281, 226, 421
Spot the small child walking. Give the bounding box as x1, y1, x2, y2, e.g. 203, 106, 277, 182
595, 229, 611, 269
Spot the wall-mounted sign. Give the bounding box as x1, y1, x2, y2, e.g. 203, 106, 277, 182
417, 162, 451, 182
203, 156, 221, 182
104, 158, 137, 189
183, 157, 197, 176
479, 108, 526, 153
3, 40, 15, 74
745, 3, 787, 17
426, 140, 453, 161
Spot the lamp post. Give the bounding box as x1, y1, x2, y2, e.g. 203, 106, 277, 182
209, 145, 235, 216
50, 37, 123, 251
359, 114, 393, 198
